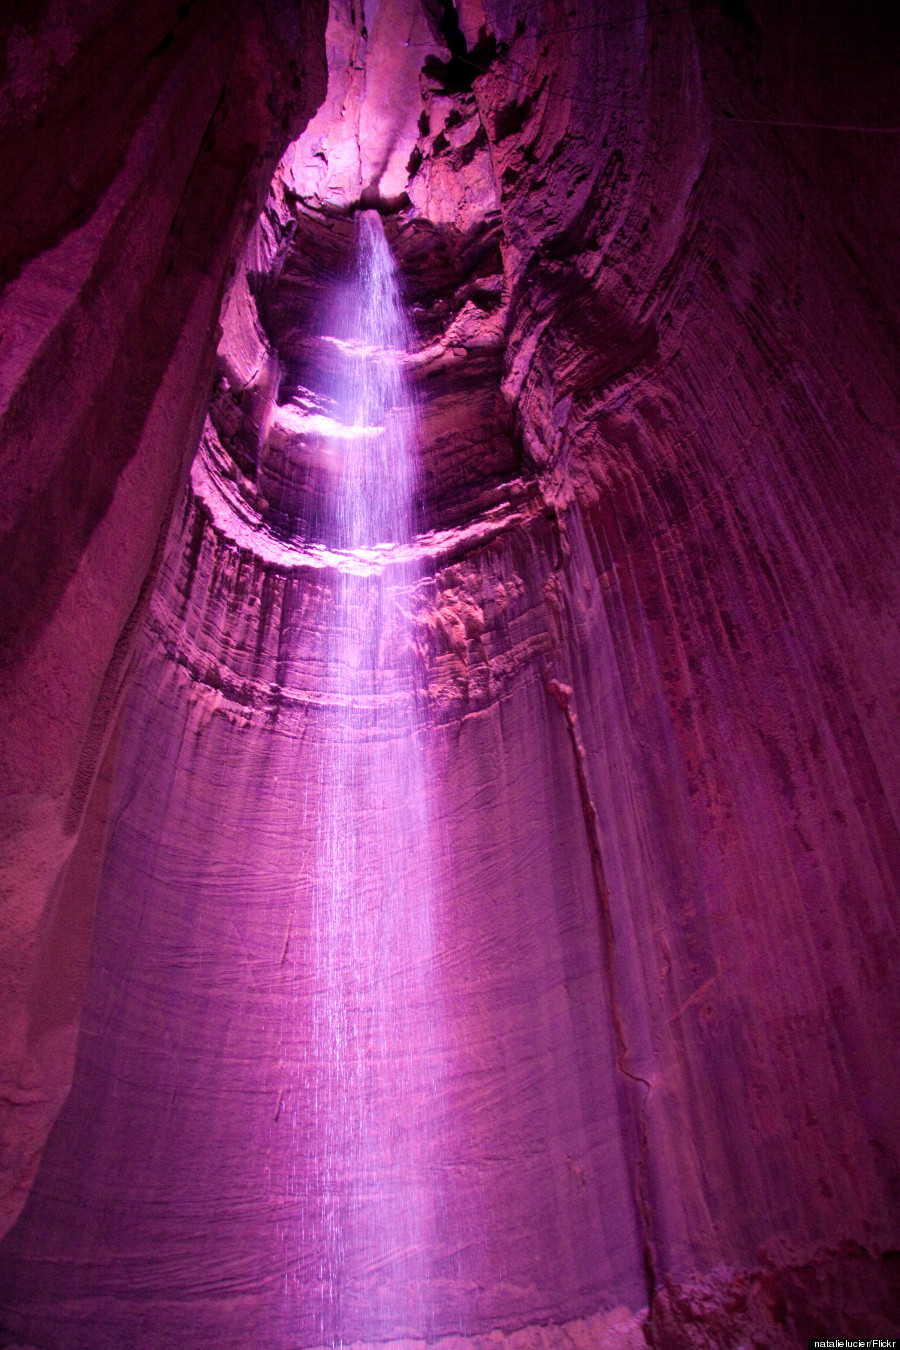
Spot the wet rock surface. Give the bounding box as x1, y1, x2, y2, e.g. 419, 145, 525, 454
1, 0, 900, 1345
0, 0, 327, 1243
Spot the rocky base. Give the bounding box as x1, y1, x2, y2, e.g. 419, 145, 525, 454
0, 1306, 647, 1350
646, 1243, 900, 1349
3, 1242, 897, 1350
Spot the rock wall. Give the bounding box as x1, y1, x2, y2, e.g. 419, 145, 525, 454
489, 0, 900, 1291
1, 0, 899, 1346
0, 0, 327, 1239
0, 471, 649, 1348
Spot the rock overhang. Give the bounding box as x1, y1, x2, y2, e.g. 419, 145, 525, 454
204, 22, 523, 560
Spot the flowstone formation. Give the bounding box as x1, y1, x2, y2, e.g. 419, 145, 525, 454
1, 1, 899, 1347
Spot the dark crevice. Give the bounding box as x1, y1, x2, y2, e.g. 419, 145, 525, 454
422, 0, 497, 94
494, 78, 545, 141
457, 123, 487, 166
541, 507, 657, 1309
543, 657, 657, 1309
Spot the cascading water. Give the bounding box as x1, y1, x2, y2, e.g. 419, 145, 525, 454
286, 211, 447, 1345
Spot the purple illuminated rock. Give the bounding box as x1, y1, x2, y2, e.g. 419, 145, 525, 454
0, 0, 327, 1239
1, 0, 899, 1346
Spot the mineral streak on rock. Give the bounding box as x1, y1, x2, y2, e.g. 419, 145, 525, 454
1, 0, 899, 1346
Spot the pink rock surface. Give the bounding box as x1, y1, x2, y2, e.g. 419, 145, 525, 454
0, 0, 327, 1239
0, 502, 646, 1347
1, 0, 900, 1345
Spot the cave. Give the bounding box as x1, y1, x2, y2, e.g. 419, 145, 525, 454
1, 1, 899, 1347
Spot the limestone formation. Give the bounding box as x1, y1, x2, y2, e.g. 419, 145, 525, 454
0, 0, 898, 1346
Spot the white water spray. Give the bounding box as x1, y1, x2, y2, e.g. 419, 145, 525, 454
288, 212, 446, 1345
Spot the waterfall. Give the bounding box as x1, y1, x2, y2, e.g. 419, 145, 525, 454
289, 211, 445, 1345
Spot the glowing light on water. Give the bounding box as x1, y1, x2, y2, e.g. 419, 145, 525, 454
288, 211, 446, 1345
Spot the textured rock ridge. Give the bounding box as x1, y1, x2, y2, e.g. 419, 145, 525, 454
1, 0, 899, 1345
645, 1242, 900, 1348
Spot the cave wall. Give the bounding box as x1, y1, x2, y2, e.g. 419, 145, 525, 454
0, 0, 327, 1239
493, 0, 900, 1274
0, 492, 651, 1348
484, 0, 900, 1333
1, 0, 899, 1346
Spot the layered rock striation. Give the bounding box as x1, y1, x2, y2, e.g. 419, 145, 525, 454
0, 0, 327, 1240
1, 0, 899, 1346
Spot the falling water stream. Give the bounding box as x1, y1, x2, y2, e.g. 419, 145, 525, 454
292, 212, 446, 1345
